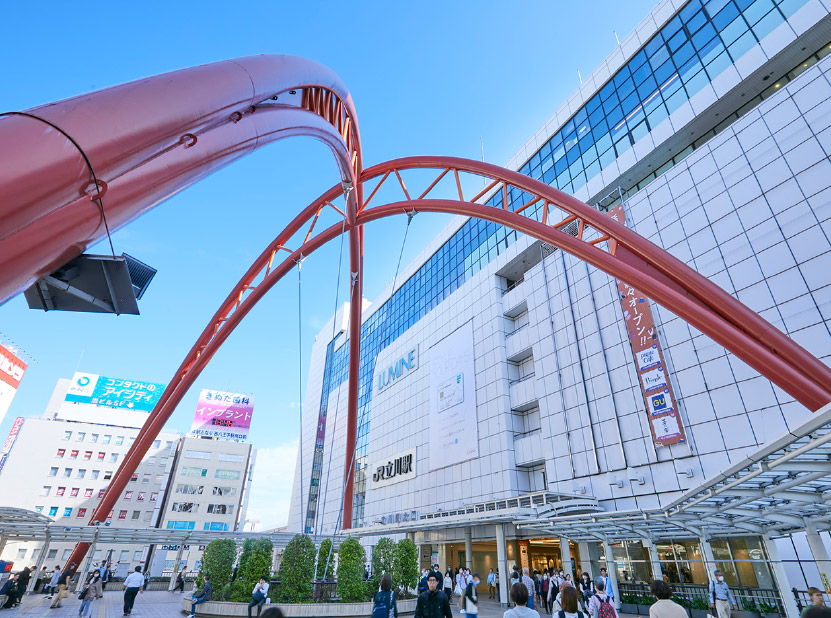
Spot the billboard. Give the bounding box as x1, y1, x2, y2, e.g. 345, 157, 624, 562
64, 372, 164, 411
190, 389, 253, 441
429, 321, 478, 470
608, 205, 686, 447
0, 344, 27, 426
0, 417, 24, 473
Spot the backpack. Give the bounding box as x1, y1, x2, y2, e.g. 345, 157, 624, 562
372, 591, 394, 618
598, 596, 616, 618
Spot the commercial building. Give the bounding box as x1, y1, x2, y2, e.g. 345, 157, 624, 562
289, 0, 831, 615
0, 376, 255, 576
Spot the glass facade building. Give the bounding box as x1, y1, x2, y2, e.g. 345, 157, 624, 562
301, 0, 820, 531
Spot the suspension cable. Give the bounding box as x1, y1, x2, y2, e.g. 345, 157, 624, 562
297, 254, 305, 540
321, 208, 416, 581
312, 216, 347, 580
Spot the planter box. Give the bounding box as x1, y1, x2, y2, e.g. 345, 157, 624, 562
621, 603, 639, 614
690, 608, 709, 618
762, 613, 781, 618
733, 611, 758, 618
636, 604, 652, 615
182, 597, 418, 618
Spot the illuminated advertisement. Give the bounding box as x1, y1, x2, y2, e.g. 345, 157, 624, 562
64, 372, 164, 411
0, 344, 27, 426
609, 205, 686, 447
190, 389, 253, 441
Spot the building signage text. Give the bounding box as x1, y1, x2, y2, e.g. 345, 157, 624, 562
376, 347, 418, 393
369, 448, 417, 488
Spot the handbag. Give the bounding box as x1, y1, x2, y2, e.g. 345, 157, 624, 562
78, 587, 88, 601
454, 583, 462, 596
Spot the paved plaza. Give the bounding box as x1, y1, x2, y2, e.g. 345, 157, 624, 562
5, 591, 640, 618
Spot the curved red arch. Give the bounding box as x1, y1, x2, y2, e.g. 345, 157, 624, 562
63, 156, 831, 568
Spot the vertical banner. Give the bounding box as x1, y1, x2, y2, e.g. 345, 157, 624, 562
0, 417, 24, 473
0, 344, 27, 427
609, 205, 686, 447
429, 321, 478, 470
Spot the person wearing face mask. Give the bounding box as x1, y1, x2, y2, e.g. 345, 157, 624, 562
708, 570, 737, 618
79, 570, 104, 617
465, 573, 481, 618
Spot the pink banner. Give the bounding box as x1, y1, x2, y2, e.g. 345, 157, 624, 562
190, 389, 254, 441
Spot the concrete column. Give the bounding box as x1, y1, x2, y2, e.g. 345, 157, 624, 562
561, 537, 574, 578
763, 535, 800, 618
0, 535, 7, 559
602, 539, 620, 609
27, 536, 51, 593
465, 528, 473, 571
700, 537, 717, 580
496, 524, 510, 607
805, 524, 831, 594
578, 542, 593, 577
643, 538, 663, 582
407, 532, 415, 543
168, 543, 186, 591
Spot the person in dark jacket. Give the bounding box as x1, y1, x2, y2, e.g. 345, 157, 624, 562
49, 562, 76, 609
373, 574, 398, 618
1, 574, 19, 608
188, 576, 212, 618
465, 573, 481, 618
15, 566, 31, 606
415, 571, 453, 618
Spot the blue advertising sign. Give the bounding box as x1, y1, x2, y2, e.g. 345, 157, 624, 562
65, 372, 164, 411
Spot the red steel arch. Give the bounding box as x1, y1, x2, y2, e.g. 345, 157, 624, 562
67, 155, 831, 568
1, 57, 828, 566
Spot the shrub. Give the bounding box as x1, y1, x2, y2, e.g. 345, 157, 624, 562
198, 538, 236, 596
371, 537, 396, 589
277, 534, 316, 602
316, 538, 336, 581
394, 538, 418, 595
337, 537, 367, 602
229, 537, 274, 601
692, 597, 710, 610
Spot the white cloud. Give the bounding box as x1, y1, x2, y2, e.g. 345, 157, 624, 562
245, 440, 298, 531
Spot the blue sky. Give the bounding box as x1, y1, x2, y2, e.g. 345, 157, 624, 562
0, 1, 655, 528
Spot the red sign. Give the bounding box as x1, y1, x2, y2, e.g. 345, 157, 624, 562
2, 417, 24, 452
609, 205, 686, 446
0, 344, 26, 389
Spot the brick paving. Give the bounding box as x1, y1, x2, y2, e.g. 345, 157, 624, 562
7, 590, 187, 618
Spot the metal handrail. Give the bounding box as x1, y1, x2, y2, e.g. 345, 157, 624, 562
509, 372, 535, 385
507, 322, 529, 337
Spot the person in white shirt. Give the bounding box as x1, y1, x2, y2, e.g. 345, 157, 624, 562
122, 567, 145, 615
248, 577, 269, 617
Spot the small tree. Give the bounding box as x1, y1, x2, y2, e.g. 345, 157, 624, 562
336, 537, 367, 602
229, 537, 274, 601
316, 538, 335, 581
371, 537, 396, 590
277, 534, 315, 602
199, 538, 236, 597
394, 538, 418, 595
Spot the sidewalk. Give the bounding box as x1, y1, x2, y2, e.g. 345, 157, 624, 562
10, 590, 186, 618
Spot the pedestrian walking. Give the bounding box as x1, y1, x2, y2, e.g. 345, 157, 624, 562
488, 569, 497, 599
101, 563, 111, 590
36, 566, 49, 593
587, 577, 617, 618
188, 575, 212, 618
248, 576, 269, 618
176, 567, 186, 592
373, 573, 399, 618
15, 566, 31, 606
522, 568, 537, 611
708, 570, 737, 618
49, 562, 77, 609
78, 570, 103, 617
444, 570, 454, 599
578, 573, 592, 611
599, 569, 614, 605
122, 566, 145, 615
46, 565, 61, 598
465, 573, 480, 618
456, 569, 468, 612
801, 587, 831, 618
648, 580, 686, 618
414, 571, 452, 618
504, 582, 541, 618
541, 572, 551, 614
557, 586, 586, 618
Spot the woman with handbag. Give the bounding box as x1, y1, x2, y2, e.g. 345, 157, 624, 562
78, 570, 103, 617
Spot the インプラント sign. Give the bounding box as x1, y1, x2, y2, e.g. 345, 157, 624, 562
190, 389, 254, 441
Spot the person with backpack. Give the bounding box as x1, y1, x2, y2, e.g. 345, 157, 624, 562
414, 571, 453, 618
464, 573, 480, 618
373, 573, 398, 618
648, 580, 686, 618
587, 577, 617, 618
248, 576, 270, 618
504, 581, 540, 618
577, 573, 592, 611
599, 569, 614, 606
557, 587, 586, 618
